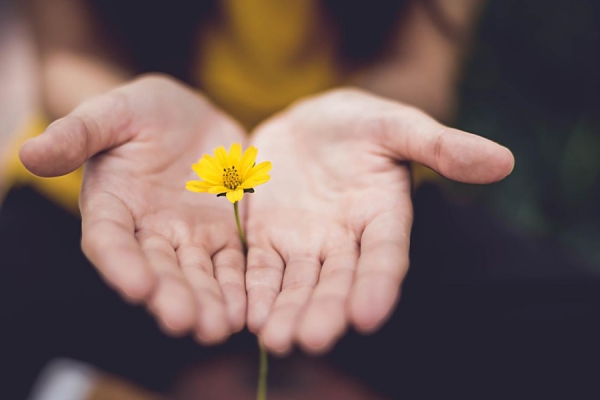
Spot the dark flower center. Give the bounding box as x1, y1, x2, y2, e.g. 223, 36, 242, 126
223, 166, 241, 190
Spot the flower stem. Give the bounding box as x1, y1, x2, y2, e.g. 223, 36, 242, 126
233, 201, 247, 250
232, 202, 266, 399
257, 338, 268, 400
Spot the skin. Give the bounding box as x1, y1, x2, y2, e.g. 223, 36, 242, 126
246, 89, 514, 354
21, 75, 249, 344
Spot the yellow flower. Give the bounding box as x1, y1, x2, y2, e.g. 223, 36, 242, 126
186, 143, 272, 203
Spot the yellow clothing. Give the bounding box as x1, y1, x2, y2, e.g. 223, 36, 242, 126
4, 0, 436, 212
196, 0, 341, 129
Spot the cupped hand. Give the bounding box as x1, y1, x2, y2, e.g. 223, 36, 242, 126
245, 88, 514, 354
20, 75, 247, 344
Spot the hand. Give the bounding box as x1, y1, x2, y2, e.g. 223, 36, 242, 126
20, 75, 247, 344
245, 88, 514, 354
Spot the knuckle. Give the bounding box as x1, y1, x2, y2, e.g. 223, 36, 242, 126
246, 281, 279, 297
282, 277, 316, 291
56, 115, 89, 162
247, 248, 282, 270
101, 91, 134, 137
433, 126, 449, 171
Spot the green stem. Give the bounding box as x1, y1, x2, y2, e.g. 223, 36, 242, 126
233, 201, 247, 250
232, 201, 266, 399
257, 338, 268, 400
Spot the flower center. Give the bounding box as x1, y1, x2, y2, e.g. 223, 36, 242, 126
223, 166, 241, 190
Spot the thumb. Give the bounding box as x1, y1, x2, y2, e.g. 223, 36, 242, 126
19, 91, 133, 177
380, 106, 515, 184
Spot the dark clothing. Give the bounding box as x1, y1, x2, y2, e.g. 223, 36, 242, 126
2, 185, 599, 399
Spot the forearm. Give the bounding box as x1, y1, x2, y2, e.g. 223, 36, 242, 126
23, 0, 132, 119
353, 0, 485, 122
41, 52, 131, 119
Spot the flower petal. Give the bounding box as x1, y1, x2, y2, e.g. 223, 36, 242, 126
240, 174, 270, 189
225, 188, 244, 203
215, 146, 229, 169
192, 162, 223, 185
245, 161, 272, 180
186, 180, 211, 192
201, 154, 222, 173
239, 146, 258, 179
229, 143, 242, 167
207, 185, 229, 194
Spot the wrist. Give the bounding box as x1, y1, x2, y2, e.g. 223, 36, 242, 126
42, 51, 131, 119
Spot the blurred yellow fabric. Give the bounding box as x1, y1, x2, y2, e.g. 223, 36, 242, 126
196, 0, 340, 129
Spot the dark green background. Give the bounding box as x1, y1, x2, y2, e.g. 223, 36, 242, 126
452, 0, 600, 269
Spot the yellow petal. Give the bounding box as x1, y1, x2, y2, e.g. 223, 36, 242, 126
207, 185, 229, 194
229, 143, 242, 166
252, 176, 271, 186
245, 161, 272, 180
240, 174, 270, 189
225, 188, 244, 203
200, 154, 222, 173
214, 146, 229, 169
239, 146, 258, 179
192, 163, 222, 185
186, 180, 211, 192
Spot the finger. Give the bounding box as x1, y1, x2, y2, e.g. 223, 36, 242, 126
137, 232, 196, 336
19, 89, 134, 177
349, 208, 412, 334
177, 244, 232, 344
246, 246, 285, 333
296, 248, 358, 354
80, 192, 155, 302
212, 246, 247, 333
260, 254, 321, 354
378, 104, 515, 183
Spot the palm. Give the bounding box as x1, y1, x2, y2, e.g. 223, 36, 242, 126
23, 76, 248, 343
245, 89, 514, 353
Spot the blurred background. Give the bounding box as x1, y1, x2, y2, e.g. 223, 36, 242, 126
456, 0, 600, 273
0, 0, 36, 175
1, 0, 599, 399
